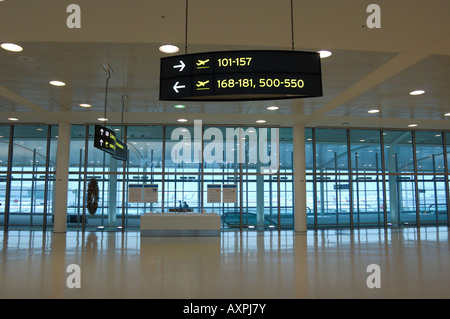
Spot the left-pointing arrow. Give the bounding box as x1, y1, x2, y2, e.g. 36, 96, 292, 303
173, 60, 186, 72
173, 81, 186, 93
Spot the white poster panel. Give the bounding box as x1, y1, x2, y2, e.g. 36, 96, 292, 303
143, 184, 159, 203
207, 184, 222, 203
222, 184, 237, 203
128, 184, 143, 203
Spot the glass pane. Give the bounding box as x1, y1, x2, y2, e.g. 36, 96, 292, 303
11, 125, 48, 172
123, 174, 163, 229
383, 131, 414, 174
8, 173, 51, 228
417, 175, 447, 225
48, 126, 58, 171
386, 175, 417, 226
127, 126, 163, 173
203, 174, 240, 229
164, 174, 201, 213
415, 131, 445, 173
316, 174, 351, 228
315, 129, 348, 173
0, 127, 9, 226
69, 125, 87, 172
447, 132, 450, 169
0, 126, 10, 171
305, 128, 313, 172
279, 174, 294, 228
352, 176, 384, 227
280, 127, 294, 173
165, 126, 201, 172
350, 129, 382, 174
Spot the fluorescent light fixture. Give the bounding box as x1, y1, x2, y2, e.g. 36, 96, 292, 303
159, 44, 179, 54
98, 117, 108, 122
1, 43, 23, 52
177, 118, 188, 122
174, 104, 186, 109
49, 80, 66, 87
368, 109, 380, 113
8, 117, 19, 121
317, 50, 332, 58
444, 112, 450, 117
79, 103, 92, 108
256, 119, 266, 123
408, 123, 418, 127
410, 90, 425, 96
267, 106, 279, 110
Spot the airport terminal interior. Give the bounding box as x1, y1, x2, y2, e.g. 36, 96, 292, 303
0, 0, 449, 299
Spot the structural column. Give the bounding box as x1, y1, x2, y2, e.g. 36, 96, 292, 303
53, 121, 71, 233
293, 123, 307, 233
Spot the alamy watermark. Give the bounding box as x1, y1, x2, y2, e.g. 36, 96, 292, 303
170, 120, 279, 174
366, 264, 381, 289
66, 4, 381, 29
66, 264, 81, 289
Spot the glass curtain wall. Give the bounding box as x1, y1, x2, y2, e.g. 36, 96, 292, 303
66, 124, 293, 231
1, 125, 56, 230
1, 124, 448, 231
307, 128, 449, 230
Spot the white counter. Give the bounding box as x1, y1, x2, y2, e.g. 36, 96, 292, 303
140, 213, 221, 237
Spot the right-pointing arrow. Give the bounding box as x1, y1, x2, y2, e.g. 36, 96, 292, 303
173, 60, 186, 72
173, 81, 186, 93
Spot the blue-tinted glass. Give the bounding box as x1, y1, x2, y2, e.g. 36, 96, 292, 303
315, 129, 348, 173
415, 131, 445, 173
383, 131, 414, 173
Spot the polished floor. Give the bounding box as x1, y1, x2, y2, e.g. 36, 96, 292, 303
0, 227, 449, 299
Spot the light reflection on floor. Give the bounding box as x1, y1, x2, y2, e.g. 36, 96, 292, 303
1, 227, 449, 299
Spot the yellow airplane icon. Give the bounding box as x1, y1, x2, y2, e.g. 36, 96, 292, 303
196, 80, 210, 87
196, 59, 210, 67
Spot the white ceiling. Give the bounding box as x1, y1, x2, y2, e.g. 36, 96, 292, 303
0, 0, 449, 130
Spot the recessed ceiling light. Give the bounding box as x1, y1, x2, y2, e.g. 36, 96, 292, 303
368, 109, 380, 113
317, 50, 332, 58
410, 90, 425, 96
256, 119, 266, 123
98, 117, 108, 122
408, 123, 418, 127
8, 117, 19, 121
267, 106, 279, 110
49, 80, 66, 87
177, 118, 188, 122
1, 43, 23, 52
159, 45, 179, 54
79, 103, 92, 108
174, 104, 186, 109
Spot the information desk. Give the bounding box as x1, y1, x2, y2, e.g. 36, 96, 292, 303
140, 213, 221, 237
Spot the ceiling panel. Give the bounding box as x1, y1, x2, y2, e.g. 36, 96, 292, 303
0, 0, 449, 130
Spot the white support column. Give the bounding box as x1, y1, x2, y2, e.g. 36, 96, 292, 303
293, 124, 307, 233
53, 121, 71, 233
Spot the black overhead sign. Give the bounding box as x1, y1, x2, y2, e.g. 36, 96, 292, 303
159, 50, 322, 101
94, 125, 128, 161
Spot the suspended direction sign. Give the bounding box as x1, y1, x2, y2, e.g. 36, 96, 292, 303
159, 50, 322, 101
93, 125, 128, 161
